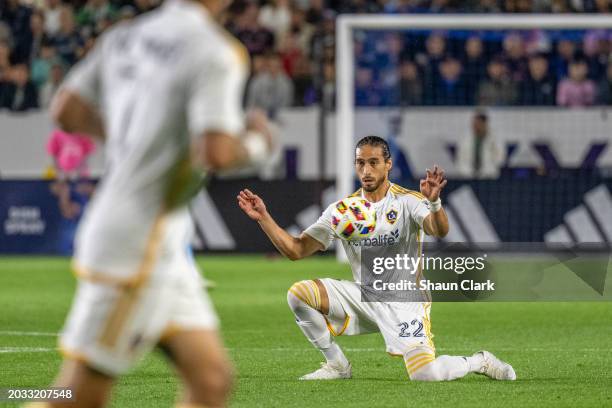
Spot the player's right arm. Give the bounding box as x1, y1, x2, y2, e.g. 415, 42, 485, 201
237, 189, 324, 261
51, 39, 105, 140
188, 42, 273, 172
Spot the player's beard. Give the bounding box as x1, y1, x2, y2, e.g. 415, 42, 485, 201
361, 175, 386, 193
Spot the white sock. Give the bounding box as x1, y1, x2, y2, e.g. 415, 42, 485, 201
464, 353, 484, 372
287, 291, 349, 368
406, 348, 472, 381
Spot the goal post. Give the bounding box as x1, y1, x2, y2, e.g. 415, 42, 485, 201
334, 14, 612, 260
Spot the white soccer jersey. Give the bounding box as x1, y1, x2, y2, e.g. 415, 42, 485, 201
63, 0, 248, 282
304, 183, 431, 283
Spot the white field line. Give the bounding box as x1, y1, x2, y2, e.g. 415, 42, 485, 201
0, 331, 58, 337
1, 332, 610, 354
0, 347, 57, 353
0, 345, 610, 354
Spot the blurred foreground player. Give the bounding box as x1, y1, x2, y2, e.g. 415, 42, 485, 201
238, 136, 515, 382
27, 0, 273, 407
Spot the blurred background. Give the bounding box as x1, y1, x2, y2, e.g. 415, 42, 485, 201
0, 0, 611, 254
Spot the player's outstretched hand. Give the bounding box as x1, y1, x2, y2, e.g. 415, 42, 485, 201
237, 189, 269, 222
420, 164, 448, 202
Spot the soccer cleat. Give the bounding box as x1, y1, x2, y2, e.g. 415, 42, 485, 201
474, 350, 516, 381
299, 362, 352, 380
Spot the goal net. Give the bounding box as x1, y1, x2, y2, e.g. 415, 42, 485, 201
335, 15, 612, 252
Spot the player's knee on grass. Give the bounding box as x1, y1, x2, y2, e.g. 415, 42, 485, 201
287, 280, 323, 313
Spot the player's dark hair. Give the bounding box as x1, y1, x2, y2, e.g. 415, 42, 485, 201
356, 135, 391, 161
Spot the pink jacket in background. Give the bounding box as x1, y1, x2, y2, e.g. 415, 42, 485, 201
46, 130, 96, 177
556, 79, 596, 108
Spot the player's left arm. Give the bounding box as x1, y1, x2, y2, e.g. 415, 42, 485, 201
420, 164, 449, 238
51, 40, 105, 140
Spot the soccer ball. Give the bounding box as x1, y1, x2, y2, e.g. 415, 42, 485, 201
331, 197, 377, 241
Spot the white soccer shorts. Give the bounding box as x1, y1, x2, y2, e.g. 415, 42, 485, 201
319, 278, 435, 357
60, 257, 218, 376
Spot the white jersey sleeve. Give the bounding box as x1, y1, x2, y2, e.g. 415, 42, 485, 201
404, 194, 431, 231
303, 204, 336, 250
187, 43, 248, 138
62, 40, 104, 105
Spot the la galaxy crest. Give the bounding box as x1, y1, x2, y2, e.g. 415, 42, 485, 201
386, 208, 398, 225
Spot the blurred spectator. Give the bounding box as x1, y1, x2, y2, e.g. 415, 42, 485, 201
51, 6, 83, 65
429, 0, 461, 12
0, 21, 11, 46
47, 130, 96, 179
582, 30, 608, 80
30, 43, 56, 87
503, 0, 535, 12
320, 60, 334, 109
39, 60, 64, 108
0, 0, 32, 57
247, 52, 294, 118
44, 0, 63, 36
0, 41, 11, 81
418, 33, 446, 85
76, 0, 117, 32
13, 11, 49, 65
258, 0, 291, 48
519, 53, 555, 105
0, 64, 39, 111
231, 2, 275, 56
456, 111, 504, 179
552, 39, 576, 79
399, 60, 422, 106
548, 0, 572, 12
556, 58, 596, 107
469, 0, 502, 12
426, 56, 468, 105
355, 66, 379, 105
305, 0, 325, 25
46, 129, 96, 220
288, 7, 314, 56
310, 10, 335, 63
293, 55, 315, 106
340, 0, 384, 13
597, 63, 612, 105
503, 32, 528, 81
463, 36, 487, 100
279, 30, 302, 77
477, 57, 518, 106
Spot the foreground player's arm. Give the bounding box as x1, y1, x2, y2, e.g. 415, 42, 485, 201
420, 165, 449, 238
51, 41, 105, 140
188, 43, 273, 172
51, 90, 105, 140
237, 189, 324, 260
193, 110, 273, 171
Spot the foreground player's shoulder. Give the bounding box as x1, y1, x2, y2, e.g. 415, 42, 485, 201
191, 22, 249, 72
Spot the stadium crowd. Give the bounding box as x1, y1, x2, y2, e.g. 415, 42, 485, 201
0, 0, 611, 112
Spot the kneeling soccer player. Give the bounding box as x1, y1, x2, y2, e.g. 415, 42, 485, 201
237, 136, 515, 382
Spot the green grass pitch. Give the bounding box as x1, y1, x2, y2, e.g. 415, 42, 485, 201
1, 255, 612, 407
